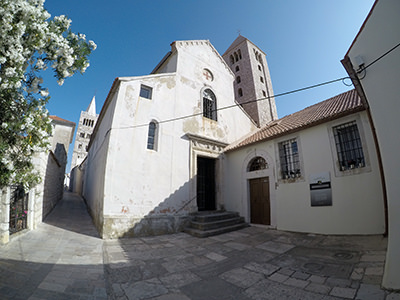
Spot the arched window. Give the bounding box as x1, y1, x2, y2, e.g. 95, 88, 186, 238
236, 76, 241, 84
230, 55, 234, 65
203, 89, 217, 121
235, 66, 240, 72
234, 52, 239, 62
248, 157, 268, 172
238, 88, 243, 97
147, 121, 158, 150
238, 49, 242, 60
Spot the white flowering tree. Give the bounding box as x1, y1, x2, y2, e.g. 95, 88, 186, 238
0, 0, 96, 189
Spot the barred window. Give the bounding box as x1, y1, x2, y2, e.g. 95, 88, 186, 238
203, 89, 217, 121
279, 138, 301, 179
248, 157, 267, 172
147, 121, 158, 150
333, 121, 365, 171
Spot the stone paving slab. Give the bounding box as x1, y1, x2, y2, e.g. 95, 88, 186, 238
0, 192, 399, 300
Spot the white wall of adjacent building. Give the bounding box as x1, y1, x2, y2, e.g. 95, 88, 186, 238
345, 0, 400, 289
224, 111, 385, 235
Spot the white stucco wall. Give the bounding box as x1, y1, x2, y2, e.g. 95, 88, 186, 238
346, 0, 400, 289
85, 41, 257, 238
83, 84, 119, 235
224, 111, 385, 235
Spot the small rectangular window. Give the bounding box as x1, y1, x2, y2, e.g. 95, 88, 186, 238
333, 121, 365, 171
140, 85, 152, 99
279, 138, 301, 179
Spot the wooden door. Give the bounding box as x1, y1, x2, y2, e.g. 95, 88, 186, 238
249, 177, 270, 225
197, 157, 216, 211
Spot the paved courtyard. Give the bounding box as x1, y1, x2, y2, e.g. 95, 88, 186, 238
0, 192, 398, 300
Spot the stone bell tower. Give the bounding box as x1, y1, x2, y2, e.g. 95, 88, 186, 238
222, 35, 278, 127
70, 96, 98, 170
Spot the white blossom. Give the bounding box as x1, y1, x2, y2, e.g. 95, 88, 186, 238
0, 0, 95, 188
40, 89, 49, 97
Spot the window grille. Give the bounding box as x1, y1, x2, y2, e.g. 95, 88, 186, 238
333, 121, 365, 170
9, 186, 28, 235
147, 121, 157, 150
279, 138, 301, 178
140, 85, 152, 99
248, 157, 267, 172
203, 89, 217, 121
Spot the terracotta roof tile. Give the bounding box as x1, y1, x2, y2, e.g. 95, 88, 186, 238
225, 89, 364, 152
49, 115, 75, 125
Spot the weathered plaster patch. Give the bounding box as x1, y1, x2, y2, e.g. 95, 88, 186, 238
124, 85, 136, 117
102, 215, 190, 239
180, 76, 197, 89
183, 118, 200, 133
157, 77, 176, 89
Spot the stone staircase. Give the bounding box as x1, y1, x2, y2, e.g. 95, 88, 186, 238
184, 211, 248, 238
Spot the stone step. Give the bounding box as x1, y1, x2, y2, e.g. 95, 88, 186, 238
184, 210, 248, 238
184, 222, 249, 238
190, 216, 245, 231
192, 211, 240, 223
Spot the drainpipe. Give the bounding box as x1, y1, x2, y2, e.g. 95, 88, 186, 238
341, 56, 388, 236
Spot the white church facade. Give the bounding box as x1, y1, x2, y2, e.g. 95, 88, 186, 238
75, 36, 386, 240
81, 39, 267, 238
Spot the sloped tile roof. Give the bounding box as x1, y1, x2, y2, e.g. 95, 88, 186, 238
225, 89, 364, 152
49, 115, 75, 125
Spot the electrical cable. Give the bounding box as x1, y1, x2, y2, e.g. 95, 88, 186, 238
111, 76, 349, 131
104, 41, 400, 131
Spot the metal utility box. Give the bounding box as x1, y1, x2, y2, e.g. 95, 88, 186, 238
310, 172, 332, 206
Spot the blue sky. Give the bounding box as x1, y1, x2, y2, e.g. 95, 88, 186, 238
41, 1, 375, 170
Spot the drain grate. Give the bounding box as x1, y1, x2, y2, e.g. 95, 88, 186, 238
333, 252, 354, 260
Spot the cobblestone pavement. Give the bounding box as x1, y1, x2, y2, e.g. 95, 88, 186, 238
1, 192, 399, 300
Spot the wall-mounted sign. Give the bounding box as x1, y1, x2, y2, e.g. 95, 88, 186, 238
310, 172, 332, 206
